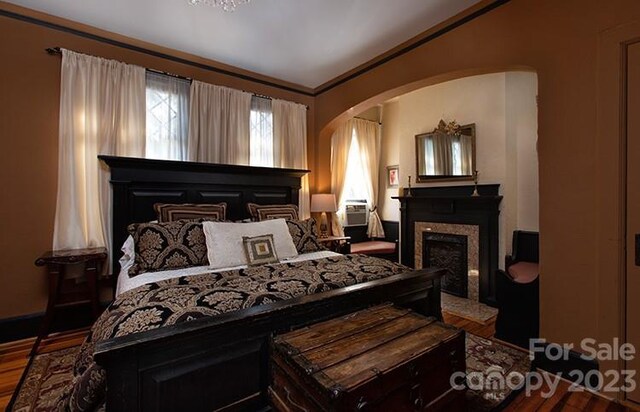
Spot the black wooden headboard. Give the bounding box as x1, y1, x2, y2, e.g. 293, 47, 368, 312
99, 155, 309, 274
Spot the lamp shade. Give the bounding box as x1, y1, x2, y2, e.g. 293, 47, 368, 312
310, 194, 337, 213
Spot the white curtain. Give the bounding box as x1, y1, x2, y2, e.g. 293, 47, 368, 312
250, 96, 274, 167
145, 71, 190, 160
460, 134, 474, 175
272, 99, 310, 219
330, 120, 354, 237
187, 80, 252, 164
53, 49, 146, 257
352, 119, 385, 239
431, 132, 454, 175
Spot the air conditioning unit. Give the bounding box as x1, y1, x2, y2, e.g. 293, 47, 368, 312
344, 202, 369, 227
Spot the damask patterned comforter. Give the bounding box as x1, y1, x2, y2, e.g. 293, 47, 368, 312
59, 254, 409, 411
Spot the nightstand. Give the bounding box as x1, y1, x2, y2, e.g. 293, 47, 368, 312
317, 236, 351, 254
32, 247, 107, 356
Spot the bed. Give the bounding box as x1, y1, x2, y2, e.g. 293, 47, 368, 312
72, 156, 444, 412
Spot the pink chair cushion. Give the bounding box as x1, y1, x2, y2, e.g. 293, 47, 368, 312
351, 241, 396, 255
507, 261, 539, 284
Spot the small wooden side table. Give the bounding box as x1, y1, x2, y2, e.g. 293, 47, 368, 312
317, 236, 351, 254
32, 247, 107, 356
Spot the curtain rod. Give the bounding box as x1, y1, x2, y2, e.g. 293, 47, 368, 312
45, 47, 309, 109
354, 116, 382, 125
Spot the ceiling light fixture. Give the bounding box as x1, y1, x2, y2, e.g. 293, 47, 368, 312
188, 0, 250, 12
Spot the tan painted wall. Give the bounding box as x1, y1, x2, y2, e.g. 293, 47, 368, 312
0, 2, 315, 319
1, 0, 637, 368
312, 0, 640, 357
506, 71, 539, 233
376, 72, 538, 265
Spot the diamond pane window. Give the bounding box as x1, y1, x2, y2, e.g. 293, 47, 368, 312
145, 71, 190, 160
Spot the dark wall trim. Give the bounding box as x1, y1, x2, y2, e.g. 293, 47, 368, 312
0, 303, 109, 343
1, 1, 510, 98
314, 0, 511, 95
533, 342, 600, 388
0, 8, 314, 97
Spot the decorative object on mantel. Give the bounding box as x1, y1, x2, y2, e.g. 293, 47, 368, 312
406, 175, 413, 197
472, 170, 480, 197
310, 194, 337, 238
188, 0, 249, 12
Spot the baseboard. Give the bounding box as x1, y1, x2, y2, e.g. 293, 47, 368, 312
0, 302, 109, 344
532, 341, 600, 387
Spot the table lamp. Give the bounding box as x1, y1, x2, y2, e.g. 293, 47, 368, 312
310, 194, 337, 238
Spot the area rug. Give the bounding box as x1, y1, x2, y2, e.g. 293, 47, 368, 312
10, 334, 530, 411
465, 333, 532, 411
442, 292, 499, 324
8, 346, 80, 412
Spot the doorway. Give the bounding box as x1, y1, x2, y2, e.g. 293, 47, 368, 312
625, 37, 640, 405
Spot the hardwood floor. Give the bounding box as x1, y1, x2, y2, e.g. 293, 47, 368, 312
0, 328, 88, 410
0, 314, 636, 411
443, 312, 638, 412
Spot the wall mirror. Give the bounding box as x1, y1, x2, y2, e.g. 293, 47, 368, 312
415, 121, 476, 182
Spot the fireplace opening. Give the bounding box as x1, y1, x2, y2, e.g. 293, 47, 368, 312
422, 232, 468, 298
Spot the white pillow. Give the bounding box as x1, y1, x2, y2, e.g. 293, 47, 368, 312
203, 219, 298, 269
119, 235, 135, 273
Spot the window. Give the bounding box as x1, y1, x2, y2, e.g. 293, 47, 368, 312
451, 139, 462, 176
144, 75, 277, 166
145, 71, 190, 160
249, 96, 274, 167
342, 129, 368, 202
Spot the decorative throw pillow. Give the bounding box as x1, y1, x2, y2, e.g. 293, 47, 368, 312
246, 203, 299, 221
154, 203, 227, 223
203, 219, 298, 269
287, 218, 327, 254
127, 219, 208, 276
242, 234, 279, 266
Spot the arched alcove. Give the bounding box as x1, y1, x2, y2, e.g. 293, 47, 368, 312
316, 67, 536, 153
317, 70, 539, 267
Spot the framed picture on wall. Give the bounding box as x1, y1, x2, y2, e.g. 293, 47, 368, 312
387, 165, 399, 187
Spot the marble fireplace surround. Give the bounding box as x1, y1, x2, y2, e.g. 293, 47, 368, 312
415, 222, 480, 301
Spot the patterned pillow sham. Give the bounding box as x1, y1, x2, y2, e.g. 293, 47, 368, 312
127, 219, 209, 276
246, 202, 299, 221
242, 234, 280, 266
287, 218, 327, 254
154, 203, 227, 223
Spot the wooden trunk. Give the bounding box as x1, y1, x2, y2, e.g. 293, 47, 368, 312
270, 304, 466, 412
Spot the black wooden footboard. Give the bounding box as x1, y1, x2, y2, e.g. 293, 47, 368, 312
94, 268, 443, 411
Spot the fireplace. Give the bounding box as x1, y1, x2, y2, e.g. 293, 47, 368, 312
415, 222, 480, 301
396, 184, 502, 305
423, 233, 468, 298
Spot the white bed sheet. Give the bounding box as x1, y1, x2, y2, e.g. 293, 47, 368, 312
116, 250, 342, 298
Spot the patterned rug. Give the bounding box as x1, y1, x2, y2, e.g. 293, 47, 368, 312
10, 333, 530, 411
442, 292, 499, 324
466, 333, 532, 411
9, 346, 80, 412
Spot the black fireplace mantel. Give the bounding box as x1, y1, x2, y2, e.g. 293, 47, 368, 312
393, 184, 502, 306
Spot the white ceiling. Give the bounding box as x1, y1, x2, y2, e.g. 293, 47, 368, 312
7, 0, 481, 88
